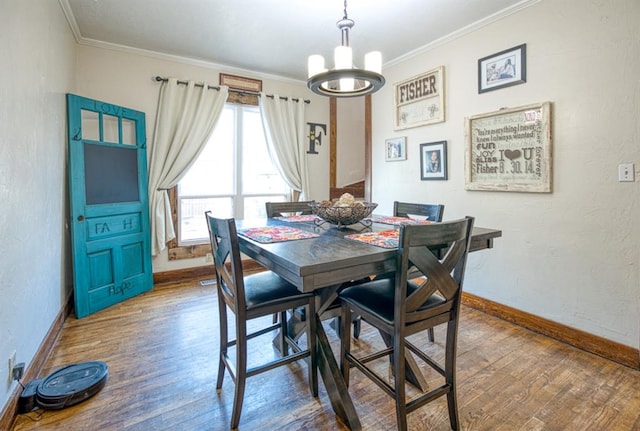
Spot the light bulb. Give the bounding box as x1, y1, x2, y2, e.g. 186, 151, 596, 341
308, 55, 326, 78
334, 46, 352, 70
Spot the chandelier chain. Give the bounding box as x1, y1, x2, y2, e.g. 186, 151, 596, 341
343, 0, 348, 20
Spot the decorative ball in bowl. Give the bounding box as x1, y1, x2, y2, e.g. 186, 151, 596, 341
309, 194, 378, 228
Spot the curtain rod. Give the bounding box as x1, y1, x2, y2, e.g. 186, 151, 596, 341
154, 76, 310, 104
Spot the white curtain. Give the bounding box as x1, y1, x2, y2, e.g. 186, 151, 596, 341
259, 93, 310, 200
148, 78, 228, 256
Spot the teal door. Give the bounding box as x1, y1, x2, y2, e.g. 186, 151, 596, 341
67, 94, 152, 318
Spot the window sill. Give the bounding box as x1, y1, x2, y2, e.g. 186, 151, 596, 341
168, 243, 210, 260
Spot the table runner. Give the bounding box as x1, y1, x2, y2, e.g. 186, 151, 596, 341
238, 226, 319, 243
367, 215, 432, 226
344, 229, 399, 249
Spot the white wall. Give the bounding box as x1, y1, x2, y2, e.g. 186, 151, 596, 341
0, 0, 76, 412
73, 46, 331, 273
371, 0, 640, 347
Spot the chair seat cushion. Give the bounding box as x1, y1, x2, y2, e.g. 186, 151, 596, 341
244, 271, 312, 310
339, 276, 444, 324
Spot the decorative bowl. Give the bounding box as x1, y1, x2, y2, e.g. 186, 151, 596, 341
309, 201, 378, 228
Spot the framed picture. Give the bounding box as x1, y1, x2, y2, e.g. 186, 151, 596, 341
420, 141, 447, 180
385, 137, 407, 161
478, 44, 526, 93
394, 66, 445, 130
465, 101, 552, 192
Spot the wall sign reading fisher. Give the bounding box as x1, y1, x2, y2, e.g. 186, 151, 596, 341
394, 66, 445, 130
465, 102, 552, 193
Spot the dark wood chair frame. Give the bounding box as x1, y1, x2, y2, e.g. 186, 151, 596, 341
339, 216, 475, 431
393, 201, 445, 342
205, 211, 318, 429
394, 201, 444, 223
264, 201, 315, 322
265, 201, 314, 218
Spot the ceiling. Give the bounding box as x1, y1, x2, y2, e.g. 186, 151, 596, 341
61, 0, 532, 83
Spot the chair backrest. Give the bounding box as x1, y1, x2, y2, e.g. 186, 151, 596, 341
393, 201, 444, 222
265, 201, 314, 218
395, 216, 474, 327
205, 211, 246, 312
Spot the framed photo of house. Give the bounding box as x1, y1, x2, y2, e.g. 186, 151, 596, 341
465, 101, 552, 192
385, 137, 407, 161
478, 44, 526, 93
420, 141, 447, 180
394, 66, 445, 130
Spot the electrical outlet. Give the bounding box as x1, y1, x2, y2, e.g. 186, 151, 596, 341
12, 362, 25, 381
8, 351, 16, 384
205, 253, 213, 263
618, 163, 635, 182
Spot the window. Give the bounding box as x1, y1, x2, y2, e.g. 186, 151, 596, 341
176, 103, 289, 245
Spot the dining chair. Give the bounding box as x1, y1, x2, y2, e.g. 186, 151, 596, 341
205, 211, 318, 429
265, 201, 363, 339
394, 200, 444, 342
264, 201, 315, 322
393, 200, 444, 222
339, 216, 475, 431
265, 200, 314, 217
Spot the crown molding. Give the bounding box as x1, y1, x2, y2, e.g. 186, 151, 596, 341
384, 0, 541, 70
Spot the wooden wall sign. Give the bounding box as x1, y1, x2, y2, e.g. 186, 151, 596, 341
394, 66, 445, 130
465, 102, 552, 192
219, 73, 262, 92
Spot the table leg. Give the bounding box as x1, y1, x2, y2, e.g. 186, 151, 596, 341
378, 331, 429, 392
278, 306, 428, 393
315, 313, 362, 431
275, 286, 341, 347
273, 285, 362, 429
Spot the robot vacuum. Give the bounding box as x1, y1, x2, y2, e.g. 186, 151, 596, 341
18, 361, 108, 412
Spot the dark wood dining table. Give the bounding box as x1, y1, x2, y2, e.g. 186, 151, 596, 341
236, 217, 501, 431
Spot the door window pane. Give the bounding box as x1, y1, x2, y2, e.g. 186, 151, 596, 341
103, 114, 119, 144
122, 118, 137, 146
81, 110, 100, 141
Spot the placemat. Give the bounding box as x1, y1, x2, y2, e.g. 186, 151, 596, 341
238, 226, 319, 243
344, 229, 399, 249
274, 214, 319, 223
368, 215, 432, 226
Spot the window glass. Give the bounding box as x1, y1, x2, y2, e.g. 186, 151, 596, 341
121, 118, 137, 146
242, 109, 288, 195
103, 114, 119, 143
177, 104, 289, 244
81, 110, 99, 141
180, 197, 233, 242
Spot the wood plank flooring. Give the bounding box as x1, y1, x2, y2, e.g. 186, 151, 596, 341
11, 277, 640, 431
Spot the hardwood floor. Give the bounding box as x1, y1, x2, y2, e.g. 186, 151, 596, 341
11, 277, 640, 431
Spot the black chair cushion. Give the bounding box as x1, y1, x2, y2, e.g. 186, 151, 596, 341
340, 277, 445, 324
244, 270, 311, 310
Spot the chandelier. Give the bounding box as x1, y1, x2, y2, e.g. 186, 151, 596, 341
306, 0, 385, 97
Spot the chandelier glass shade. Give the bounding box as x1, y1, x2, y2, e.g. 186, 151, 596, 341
307, 2, 385, 97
